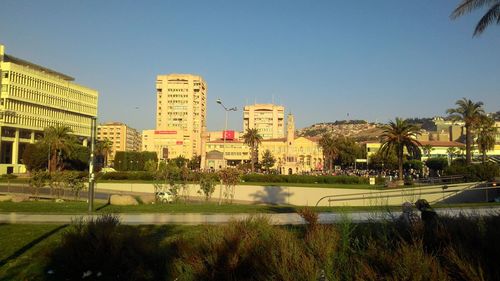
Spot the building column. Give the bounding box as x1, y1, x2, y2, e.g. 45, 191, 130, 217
12, 129, 19, 164
30, 131, 35, 144
83, 138, 88, 147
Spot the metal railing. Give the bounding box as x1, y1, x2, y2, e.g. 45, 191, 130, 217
315, 182, 484, 207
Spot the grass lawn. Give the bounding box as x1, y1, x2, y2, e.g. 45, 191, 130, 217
0, 223, 199, 280
0, 224, 66, 280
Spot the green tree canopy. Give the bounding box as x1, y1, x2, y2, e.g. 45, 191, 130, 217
380, 118, 422, 181
242, 128, 263, 172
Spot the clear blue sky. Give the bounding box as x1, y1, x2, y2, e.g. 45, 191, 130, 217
1, 0, 499, 132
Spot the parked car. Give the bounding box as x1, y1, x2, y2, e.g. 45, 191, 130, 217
155, 191, 173, 203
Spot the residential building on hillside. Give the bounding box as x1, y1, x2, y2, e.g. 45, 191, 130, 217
97, 122, 141, 165
0, 44, 98, 174
243, 103, 285, 139
154, 73, 206, 158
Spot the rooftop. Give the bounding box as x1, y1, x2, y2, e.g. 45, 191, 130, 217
3, 54, 74, 81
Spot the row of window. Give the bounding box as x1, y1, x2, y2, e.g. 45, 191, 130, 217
8, 85, 96, 114
7, 70, 96, 104
4, 99, 91, 132
2, 112, 89, 136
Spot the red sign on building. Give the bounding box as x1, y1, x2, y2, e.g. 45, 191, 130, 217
176, 141, 183, 145
154, 130, 177, 134
222, 130, 235, 140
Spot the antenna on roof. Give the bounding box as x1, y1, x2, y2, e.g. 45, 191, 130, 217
272, 94, 275, 104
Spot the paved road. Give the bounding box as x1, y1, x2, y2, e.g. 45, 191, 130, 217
1, 207, 499, 225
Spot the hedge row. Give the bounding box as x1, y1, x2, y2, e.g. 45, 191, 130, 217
241, 174, 369, 184
96, 171, 370, 185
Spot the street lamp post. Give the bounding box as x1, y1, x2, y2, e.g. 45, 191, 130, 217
216, 99, 237, 169
88, 117, 97, 213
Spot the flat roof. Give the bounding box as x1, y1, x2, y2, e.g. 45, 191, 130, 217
4, 54, 75, 81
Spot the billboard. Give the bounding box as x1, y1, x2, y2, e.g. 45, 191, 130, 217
222, 130, 235, 140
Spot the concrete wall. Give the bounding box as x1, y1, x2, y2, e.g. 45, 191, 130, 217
95, 182, 477, 207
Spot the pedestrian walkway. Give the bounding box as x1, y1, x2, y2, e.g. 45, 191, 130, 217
1, 206, 499, 225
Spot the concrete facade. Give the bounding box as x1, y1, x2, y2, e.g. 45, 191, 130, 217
0, 44, 98, 174
153, 74, 207, 159
97, 122, 141, 164
243, 103, 284, 139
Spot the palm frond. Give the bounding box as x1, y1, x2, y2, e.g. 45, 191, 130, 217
474, 3, 500, 35
451, 0, 499, 19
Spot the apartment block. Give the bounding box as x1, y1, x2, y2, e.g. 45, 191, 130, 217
97, 122, 141, 164
148, 73, 207, 159
0, 44, 98, 174
243, 103, 284, 139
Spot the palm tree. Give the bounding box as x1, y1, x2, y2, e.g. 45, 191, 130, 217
319, 134, 339, 173
451, 0, 500, 36
447, 98, 484, 164
95, 138, 113, 167
476, 115, 497, 163
242, 128, 262, 172
41, 126, 75, 172
380, 118, 422, 181
422, 144, 434, 158
446, 146, 459, 163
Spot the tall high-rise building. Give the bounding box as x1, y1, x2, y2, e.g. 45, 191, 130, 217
0, 44, 98, 174
154, 74, 207, 158
243, 104, 285, 139
97, 122, 141, 165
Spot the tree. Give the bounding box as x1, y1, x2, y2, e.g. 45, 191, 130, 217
95, 138, 113, 167
217, 168, 241, 204
447, 98, 484, 164
336, 136, 363, 166
242, 128, 263, 172
422, 144, 434, 158
446, 146, 459, 164
173, 156, 188, 168
451, 0, 500, 36
476, 115, 497, 163
188, 155, 201, 170
380, 118, 422, 181
260, 149, 276, 173
319, 134, 339, 173
41, 126, 76, 172
22, 143, 49, 172
198, 173, 216, 201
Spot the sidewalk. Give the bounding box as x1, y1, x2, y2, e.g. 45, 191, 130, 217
1, 206, 499, 225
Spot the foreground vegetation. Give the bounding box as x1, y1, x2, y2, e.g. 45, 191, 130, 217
2, 211, 500, 280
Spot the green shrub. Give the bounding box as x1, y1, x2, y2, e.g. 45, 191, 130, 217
241, 174, 368, 185
0, 173, 18, 180
445, 163, 499, 181
45, 214, 165, 280
97, 171, 156, 181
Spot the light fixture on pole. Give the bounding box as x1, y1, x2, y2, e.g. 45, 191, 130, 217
88, 116, 97, 213
216, 99, 237, 169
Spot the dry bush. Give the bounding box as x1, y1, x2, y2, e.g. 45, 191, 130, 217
356, 240, 449, 281
297, 207, 319, 229
171, 216, 318, 281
